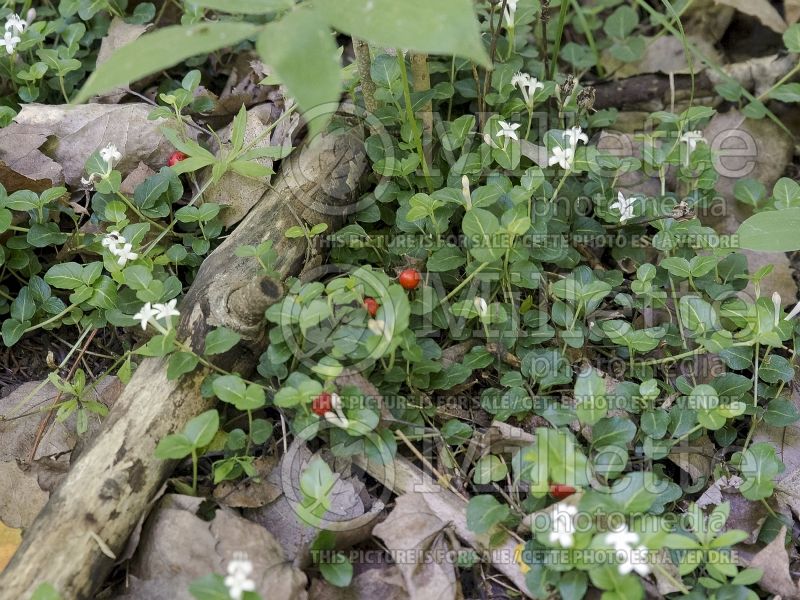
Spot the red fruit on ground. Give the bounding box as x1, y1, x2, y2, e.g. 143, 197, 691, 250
363, 297, 379, 317
398, 268, 421, 290
168, 151, 188, 167
549, 484, 577, 499
312, 392, 333, 416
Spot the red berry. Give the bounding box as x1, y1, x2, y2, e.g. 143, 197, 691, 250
549, 484, 577, 500
398, 268, 421, 290
168, 151, 188, 167
312, 392, 333, 417
363, 297, 379, 317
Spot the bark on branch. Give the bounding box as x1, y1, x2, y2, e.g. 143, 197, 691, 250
0, 128, 367, 598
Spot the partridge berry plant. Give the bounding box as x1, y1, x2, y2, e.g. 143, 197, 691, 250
3, 1, 800, 599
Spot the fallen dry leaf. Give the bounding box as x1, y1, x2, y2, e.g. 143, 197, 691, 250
95, 17, 149, 103
683, 0, 736, 42
309, 564, 408, 600
243, 445, 383, 566
704, 109, 793, 201
118, 494, 307, 600
0, 522, 22, 573
0, 376, 122, 463
604, 35, 721, 80
788, 0, 800, 23
667, 435, 714, 484
0, 103, 179, 190
120, 161, 156, 195
0, 462, 49, 530
697, 476, 770, 544
714, 0, 787, 32
373, 493, 460, 600
213, 455, 281, 508
748, 526, 800, 599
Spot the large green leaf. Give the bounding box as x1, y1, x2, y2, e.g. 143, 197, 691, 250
257, 8, 341, 137
189, 0, 292, 13
75, 23, 260, 102
317, 0, 490, 66
736, 208, 800, 251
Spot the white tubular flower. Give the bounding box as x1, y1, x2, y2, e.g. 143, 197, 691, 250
114, 243, 138, 267
133, 302, 157, 331
680, 130, 706, 165
548, 503, 577, 548
99, 144, 122, 168
565, 126, 588, 147
101, 231, 124, 250
785, 300, 800, 321
224, 554, 256, 600
511, 72, 544, 107
610, 191, 636, 223
773, 292, 782, 327
25, 8, 36, 25
617, 545, 651, 576
5, 13, 26, 34
504, 0, 518, 27
324, 392, 350, 429
496, 120, 521, 142
605, 524, 639, 551
461, 175, 472, 209
153, 299, 180, 322
474, 296, 488, 318
1, 31, 20, 54
548, 145, 574, 170
368, 318, 392, 342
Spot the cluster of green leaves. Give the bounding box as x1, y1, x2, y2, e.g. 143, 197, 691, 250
0, 0, 155, 110
75, 0, 490, 135
310, 9, 797, 600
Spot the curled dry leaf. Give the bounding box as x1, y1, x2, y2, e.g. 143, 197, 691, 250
372, 493, 460, 600
243, 445, 383, 566
714, 0, 787, 33
682, 0, 736, 42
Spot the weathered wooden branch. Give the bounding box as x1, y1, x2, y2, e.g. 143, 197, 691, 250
0, 128, 367, 599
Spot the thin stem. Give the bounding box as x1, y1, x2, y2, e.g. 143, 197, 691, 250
549, 0, 570, 79
397, 51, 433, 193
671, 423, 702, 445
115, 191, 166, 232
23, 303, 79, 334
549, 169, 571, 203
757, 62, 800, 102
669, 274, 689, 350
439, 262, 491, 305
191, 449, 198, 495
